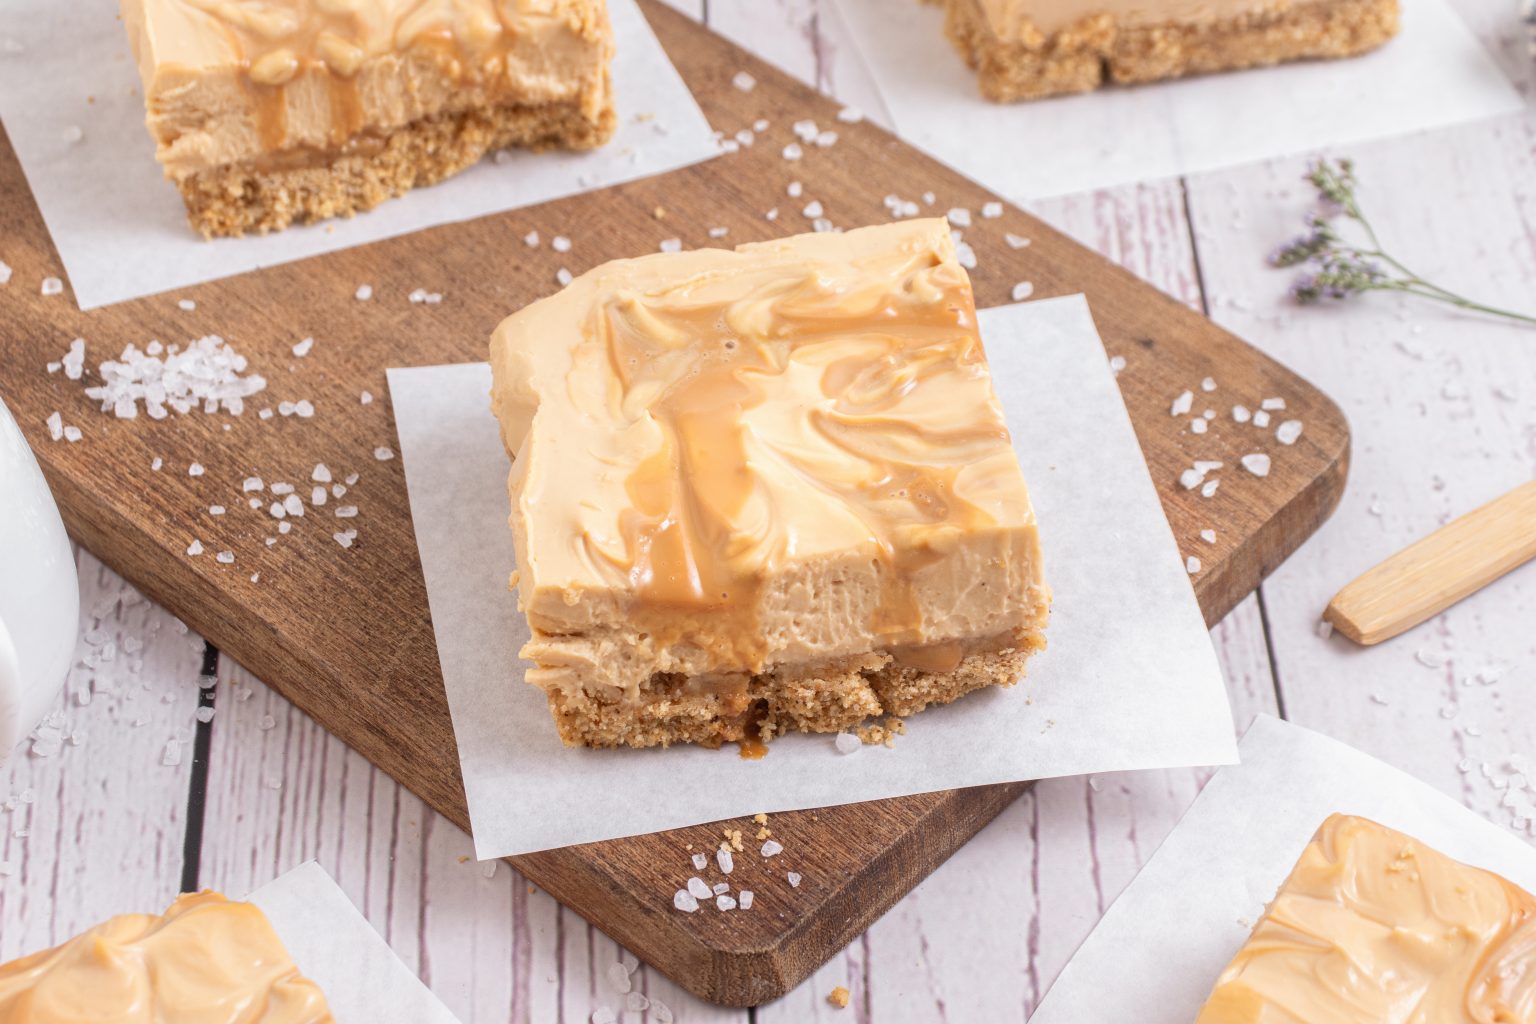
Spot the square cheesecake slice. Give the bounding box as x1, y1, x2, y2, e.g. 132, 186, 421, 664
0, 891, 332, 1021
938, 0, 1399, 102
1197, 814, 1536, 1022
490, 219, 1050, 750
120, 0, 615, 237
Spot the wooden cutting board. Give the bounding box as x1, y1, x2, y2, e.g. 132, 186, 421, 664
0, 2, 1348, 1007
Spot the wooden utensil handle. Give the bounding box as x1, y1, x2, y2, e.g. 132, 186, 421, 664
1325, 479, 1536, 645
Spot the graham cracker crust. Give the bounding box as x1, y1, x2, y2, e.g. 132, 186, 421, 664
178, 95, 616, 238
545, 631, 1047, 749
940, 0, 1400, 102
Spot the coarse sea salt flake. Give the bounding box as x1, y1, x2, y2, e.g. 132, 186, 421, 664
46, 412, 62, 441
374, 446, 394, 461
659, 238, 682, 253
837, 106, 864, 123
292, 337, 314, 357
1232, 405, 1251, 423
673, 890, 698, 912
1170, 390, 1194, 416
1276, 420, 1303, 445
717, 848, 734, 874
982, 201, 1003, 219
732, 70, 755, 91
1005, 233, 1030, 249
1011, 282, 1033, 301
712, 882, 729, 895
41, 277, 63, 296
787, 872, 802, 888
716, 895, 737, 911
691, 852, 708, 870
605, 961, 631, 994
1186, 556, 1201, 575
186, 540, 203, 556
739, 890, 754, 909
1252, 409, 1271, 429
687, 876, 711, 899
1200, 529, 1216, 544
835, 732, 861, 754
760, 839, 783, 857
1240, 453, 1271, 477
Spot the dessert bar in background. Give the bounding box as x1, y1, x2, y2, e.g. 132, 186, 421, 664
936, 0, 1400, 101
120, 0, 616, 237
0, 891, 333, 1021
1197, 813, 1536, 1022
489, 219, 1050, 750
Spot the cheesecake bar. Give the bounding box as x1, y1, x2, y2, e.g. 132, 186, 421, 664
937, 0, 1399, 102
1197, 814, 1536, 1022
0, 891, 332, 1021
489, 219, 1050, 750
120, 0, 616, 237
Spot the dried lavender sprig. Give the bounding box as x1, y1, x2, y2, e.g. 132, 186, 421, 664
1273, 158, 1536, 326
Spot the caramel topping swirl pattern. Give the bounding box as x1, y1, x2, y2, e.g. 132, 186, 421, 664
1197, 814, 1536, 1024
0, 891, 333, 1023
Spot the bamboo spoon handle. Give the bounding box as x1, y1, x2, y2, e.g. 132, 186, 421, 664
1324, 479, 1536, 645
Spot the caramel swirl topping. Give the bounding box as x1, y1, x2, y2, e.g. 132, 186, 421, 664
0, 891, 333, 1023
1198, 814, 1536, 1023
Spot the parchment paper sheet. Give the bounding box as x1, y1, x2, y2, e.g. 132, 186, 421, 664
1031, 713, 1536, 1022
248, 861, 461, 1024
389, 294, 1239, 859
835, 0, 1523, 202
0, 0, 719, 309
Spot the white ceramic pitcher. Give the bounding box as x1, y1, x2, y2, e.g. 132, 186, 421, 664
0, 393, 79, 753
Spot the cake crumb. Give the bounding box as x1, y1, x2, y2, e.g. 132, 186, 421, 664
752, 812, 768, 825
827, 986, 850, 1009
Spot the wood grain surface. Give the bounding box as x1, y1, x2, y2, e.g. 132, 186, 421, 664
0, 0, 1350, 1007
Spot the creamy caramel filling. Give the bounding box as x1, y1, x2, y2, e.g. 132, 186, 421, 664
1197, 814, 1536, 1023
121, 0, 612, 176
0, 891, 332, 1023
491, 220, 1047, 695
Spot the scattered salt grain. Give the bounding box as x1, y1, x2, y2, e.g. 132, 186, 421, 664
836, 105, 864, 123
151, 457, 163, 471
1261, 397, 1286, 410
292, 337, 314, 357
1108, 355, 1126, 374
739, 890, 754, 909
178, 299, 196, 311
1416, 648, 1448, 669
673, 890, 699, 912
552, 235, 572, 253
186, 540, 204, 556
760, 839, 783, 857
981, 201, 1003, 219
1240, 453, 1271, 477
658, 238, 682, 253
1005, 233, 1030, 249
359, 390, 374, 405
1011, 282, 1034, 301
45, 412, 62, 441
605, 961, 631, 994
627, 993, 650, 1012
333, 530, 357, 548
708, 226, 729, 238
196, 706, 216, 723
270, 482, 295, 495
732, 70, 756, 92
712, 882, 729, 895
1316, 619, 1334, 639
717, 848, 734, 874
408, 288, 443, 304
1201, 479, 1220, 498
1232, 405, 1251, 423
209, 505, 225, 516
1170, 390, 1194, 416
78, 335, 266, 419
691, 852, 708, 871
188, 462, 204, 477
556, 268, 573, 286
41, 276, 63, 296
834, 732, 861, 754
373, 446, 394, 461
716, 895, 737, 911
946, 207, 972, 227
62, 425, 82, 443
1190, 418, 1207, 435
591, 1007, 616, 1024
242, 476, 263, 492
312, 463, 332, 483
61, 338, 86, 380
1276, 420, 1303, 445
687, 877, 711, 899
333, 505, 358, 519
781, 143, 802, 161
815, 130, 838, 148
311, 486, 327, 506
1200, 529, 1216, 544
787, 180, 803, 198
0, 260, 10, 285
162, 737, 182, 766
1186, 556, 1201, 575
802, 200, 823, 218
787, 872, 802, 888
355, 284, 373, 301
1252, 410, 1271, 429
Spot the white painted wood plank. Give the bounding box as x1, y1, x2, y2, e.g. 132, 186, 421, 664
198, 659, 746, 1023
1185, 117, 1536, 833
0, 551, 203, 959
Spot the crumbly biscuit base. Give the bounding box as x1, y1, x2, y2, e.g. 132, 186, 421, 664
543, 630, 1046, 749
940, 0, 1400, 102
177, 94, 616, 238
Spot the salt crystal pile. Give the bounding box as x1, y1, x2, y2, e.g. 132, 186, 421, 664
81, 336, 266, 419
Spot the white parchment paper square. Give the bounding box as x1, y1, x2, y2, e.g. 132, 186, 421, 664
834, 0, 1523, 202
0, 0, 719, 310
1031, 714, 1536, 1023
248, 861, 461, 1024
389, 294, 1238, 859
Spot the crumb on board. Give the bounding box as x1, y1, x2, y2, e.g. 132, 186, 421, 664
827, 986, 850, 1009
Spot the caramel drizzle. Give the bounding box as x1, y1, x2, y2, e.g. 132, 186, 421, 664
178, 0, 552, 150
589, 253, 1012, 667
